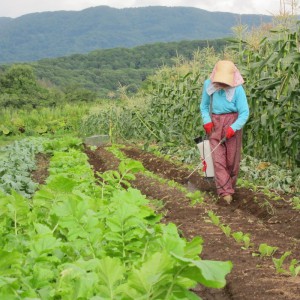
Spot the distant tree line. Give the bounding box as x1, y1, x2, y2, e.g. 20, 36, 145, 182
0, 39, 227, 108
33, 39, 228, 96
0, 65, 97, 109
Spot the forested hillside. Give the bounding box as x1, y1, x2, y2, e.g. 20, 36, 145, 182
0, 6, 272, 63
32, 39, 228, 96
0, 39, 227, 105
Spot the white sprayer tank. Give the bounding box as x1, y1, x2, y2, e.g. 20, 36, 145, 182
194, 137, 215, 178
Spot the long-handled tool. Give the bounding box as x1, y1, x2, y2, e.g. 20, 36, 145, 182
185, 137, 226, 181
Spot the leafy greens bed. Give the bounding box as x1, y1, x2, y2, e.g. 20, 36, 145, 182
0, 138, 44, 198
0, 138, 232, 299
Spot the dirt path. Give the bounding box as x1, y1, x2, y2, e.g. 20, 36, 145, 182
84, 145, 300, 300
31, 153, 50, 184
122, 147, 300, 240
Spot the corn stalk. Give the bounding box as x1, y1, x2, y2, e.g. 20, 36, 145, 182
236, 22, 300, 168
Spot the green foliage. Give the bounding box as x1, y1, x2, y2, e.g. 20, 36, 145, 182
24, 39, 228, 98
149, 24, 300, 169
254, 243, 278, 257
233, 22, 300, 169
208, 210, 221, 226
0, 138, 44, 197
43, 136, 83, 153
80, 47, 220, 144
0, 64, 38, 93
231, 231, 252, 249
2, 9, 298, 174
63, 85, 97, 102
80, 23, 300, 175
0, 39, 227, 106
291, 196, 300, 209
239, 155, 300, 194
272, 251, 291, 274
0, 64, 59, 109
220, 225, 232, 238
0, 104, 90, 136
98, 159, 144, 195
0, 64, 99, 108
0, 138, 232, 298
0, 125, 10, 135
289, 259, 300, 277
187, 190, 205, 205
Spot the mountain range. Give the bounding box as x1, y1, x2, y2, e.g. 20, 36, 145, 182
0, 6, 272, 63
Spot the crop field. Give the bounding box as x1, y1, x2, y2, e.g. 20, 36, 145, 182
1, 137, 299, 299
0, 18, 299, 299
85, 144, 300, 299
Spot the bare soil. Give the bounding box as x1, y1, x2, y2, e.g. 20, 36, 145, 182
84, 144, 300, 300
31, 153, 50, 184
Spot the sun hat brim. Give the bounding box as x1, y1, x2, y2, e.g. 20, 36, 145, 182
211, 60, 236, 87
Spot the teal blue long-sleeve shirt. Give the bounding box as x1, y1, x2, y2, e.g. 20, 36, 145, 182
200, 79, 249, 131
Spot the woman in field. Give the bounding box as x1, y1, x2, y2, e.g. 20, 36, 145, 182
200, 60, 249, 204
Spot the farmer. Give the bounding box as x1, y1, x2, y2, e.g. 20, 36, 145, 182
200, 60, 249, 204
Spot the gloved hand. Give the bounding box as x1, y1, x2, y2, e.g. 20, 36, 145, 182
225, 127, 235, 139
203, 122, 214, 134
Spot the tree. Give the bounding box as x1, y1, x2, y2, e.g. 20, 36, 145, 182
0, 65, 53, 108
0, 65, 39, 95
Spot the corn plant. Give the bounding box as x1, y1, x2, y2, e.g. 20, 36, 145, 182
233, 21, 300, 169
79, 47, 222, 146
80, 23, 300, 173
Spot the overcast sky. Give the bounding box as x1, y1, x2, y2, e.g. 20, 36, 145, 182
0, 0, 288, 18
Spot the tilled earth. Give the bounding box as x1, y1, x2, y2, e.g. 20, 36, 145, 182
34, 144, 300, 300
85, 145, 300, 300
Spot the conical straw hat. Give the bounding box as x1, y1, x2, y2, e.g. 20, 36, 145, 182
211, 60, 236, 87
